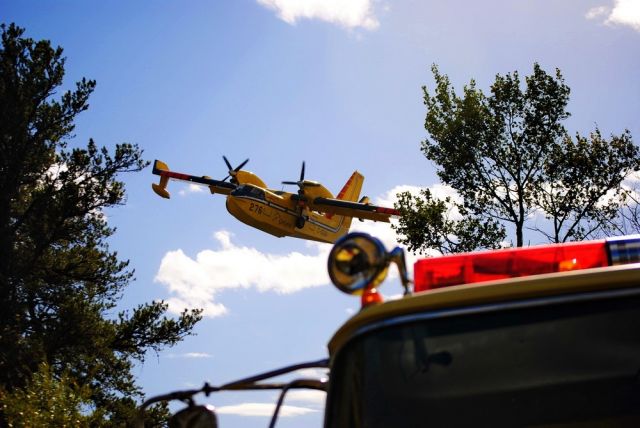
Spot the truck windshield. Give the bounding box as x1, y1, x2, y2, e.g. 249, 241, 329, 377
325, 293, 640, 427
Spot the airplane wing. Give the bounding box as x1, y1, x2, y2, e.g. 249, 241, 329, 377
310, 197, 400, 222
152, 160, 236, 199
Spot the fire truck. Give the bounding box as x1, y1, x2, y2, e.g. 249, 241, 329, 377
140, 233, 640, 427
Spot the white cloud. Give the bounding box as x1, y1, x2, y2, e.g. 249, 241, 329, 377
586, 5, 609, 20
166, 352, 213, 359
374, 183, 460, 208
285, 389, 326, 406
215, 402, 317, 417
586, 0, 640, 31
178, 183, 205, 196
608, 0, 640, 30
155, 231, 331, 317
257, 0, 379, 30
294, 368, 330, 379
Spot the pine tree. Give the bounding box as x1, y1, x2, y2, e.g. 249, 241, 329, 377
0, 23, 202, 424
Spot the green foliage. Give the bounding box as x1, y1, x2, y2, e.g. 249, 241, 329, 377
0, 362, 92, 427
398, 63, 640, 250
537, 128, 639, 241
394, 189, 505, 255
0, 23, 202, 425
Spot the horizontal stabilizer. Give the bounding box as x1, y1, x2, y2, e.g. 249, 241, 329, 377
151, 159, 236, 198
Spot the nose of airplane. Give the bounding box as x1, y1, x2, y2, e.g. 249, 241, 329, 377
225, 195, 240, 213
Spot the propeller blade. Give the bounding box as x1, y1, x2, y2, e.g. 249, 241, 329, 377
235, 158, 249, 172
282, 161, 314, 190
223, 155, 233, 171
222, 156, 249, 183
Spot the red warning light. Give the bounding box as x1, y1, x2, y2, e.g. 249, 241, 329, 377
361, 288, 384, 307
414, 241, 608, 292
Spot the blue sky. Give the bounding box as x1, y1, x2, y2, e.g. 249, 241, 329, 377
2, 1, 640, 426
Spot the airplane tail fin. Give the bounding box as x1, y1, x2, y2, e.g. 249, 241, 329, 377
330, 171, 364, 234
335, 171, 364, 203
152, 160, 171, 199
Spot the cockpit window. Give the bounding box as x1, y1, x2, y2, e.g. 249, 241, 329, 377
233, 185, 265, 200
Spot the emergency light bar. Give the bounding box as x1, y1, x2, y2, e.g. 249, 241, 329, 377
414, 235, 640, 292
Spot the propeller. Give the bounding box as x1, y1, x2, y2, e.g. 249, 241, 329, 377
282, 161, 320, 194
222, 156, 249, 184
282, 161, 320, 229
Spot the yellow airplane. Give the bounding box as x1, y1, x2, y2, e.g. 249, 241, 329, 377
151, 157, 400, 244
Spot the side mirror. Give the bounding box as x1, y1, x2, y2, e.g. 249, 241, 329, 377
169, 404, 218, 428
328, 232, 411, 296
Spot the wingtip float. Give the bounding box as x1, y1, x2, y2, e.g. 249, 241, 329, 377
151, 157, 400, 244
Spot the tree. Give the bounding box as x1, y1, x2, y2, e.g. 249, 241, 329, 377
0, 23, 202, 424
397, 63, 639, 251
535, 128, 638, 242
393, 188, 506, 255
0, 362, 94, 427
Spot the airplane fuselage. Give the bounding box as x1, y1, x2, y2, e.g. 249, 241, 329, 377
226, 184, 350, 244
